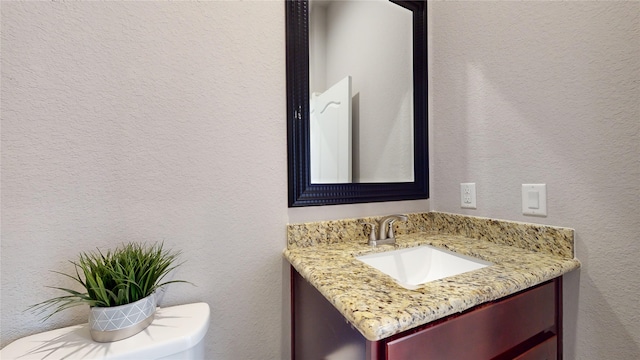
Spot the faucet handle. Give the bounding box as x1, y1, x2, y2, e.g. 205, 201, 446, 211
365, 223, 378, 242
386, 215, 408, 239
387, 220, 396, 239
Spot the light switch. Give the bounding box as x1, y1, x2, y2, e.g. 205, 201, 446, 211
522, 184, 547, 216
527, 191, 540, 209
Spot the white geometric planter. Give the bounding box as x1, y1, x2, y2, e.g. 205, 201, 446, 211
88, 295, 156, 342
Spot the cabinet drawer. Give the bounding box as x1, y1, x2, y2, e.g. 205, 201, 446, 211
386, 282, 557, 360
514, 335, 557, 360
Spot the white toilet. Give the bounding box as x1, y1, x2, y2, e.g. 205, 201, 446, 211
0, 302, 210, 360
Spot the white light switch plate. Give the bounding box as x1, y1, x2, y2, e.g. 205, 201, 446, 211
461, 183, 476, 209
522, 184, 547, 216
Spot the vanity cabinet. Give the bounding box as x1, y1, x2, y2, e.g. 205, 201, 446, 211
291, 268, 562, 360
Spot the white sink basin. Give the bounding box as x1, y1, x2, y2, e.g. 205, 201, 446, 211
356, 245, 493, 290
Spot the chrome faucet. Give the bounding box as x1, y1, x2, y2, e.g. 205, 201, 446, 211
367, 214, 408, 246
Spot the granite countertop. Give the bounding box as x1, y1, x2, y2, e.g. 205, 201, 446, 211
284, 212, 581, 342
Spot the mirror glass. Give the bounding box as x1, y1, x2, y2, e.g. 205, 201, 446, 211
308, 0, 414, 183
287, 0, 428, 207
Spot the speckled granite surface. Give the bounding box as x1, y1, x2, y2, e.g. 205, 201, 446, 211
284, 212, 580, 341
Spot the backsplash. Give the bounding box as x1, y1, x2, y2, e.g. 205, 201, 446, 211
287, 212, 574, 259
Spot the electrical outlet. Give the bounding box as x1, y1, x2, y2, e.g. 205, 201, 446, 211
460, 183, 476, 209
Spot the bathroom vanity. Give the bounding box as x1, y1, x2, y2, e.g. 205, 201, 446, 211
284, 212, 580, 360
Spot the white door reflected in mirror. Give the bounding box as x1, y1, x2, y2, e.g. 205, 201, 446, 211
311, 76, 352, 183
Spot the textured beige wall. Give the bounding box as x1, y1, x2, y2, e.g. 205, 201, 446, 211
429, 2, 639, 359
0, 1, 292, 357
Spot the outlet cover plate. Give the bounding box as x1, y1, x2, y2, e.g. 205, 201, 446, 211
461, 183, 477, 209
522, 184, 547, 216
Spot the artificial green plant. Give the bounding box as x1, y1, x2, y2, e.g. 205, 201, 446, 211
29, 242, 189, 320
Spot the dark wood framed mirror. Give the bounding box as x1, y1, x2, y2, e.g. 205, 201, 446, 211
286, 0, 428, 207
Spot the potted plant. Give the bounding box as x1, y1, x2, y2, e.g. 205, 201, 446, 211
28, 242, 189, 342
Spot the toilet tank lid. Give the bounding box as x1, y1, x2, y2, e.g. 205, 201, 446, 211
1, 302, 210, 360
